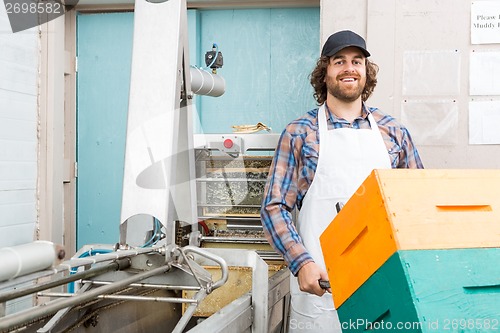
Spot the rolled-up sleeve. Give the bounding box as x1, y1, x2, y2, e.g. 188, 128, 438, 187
398, 127, 424, 169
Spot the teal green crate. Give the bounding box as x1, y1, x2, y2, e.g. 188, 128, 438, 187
337, 248, 500, 333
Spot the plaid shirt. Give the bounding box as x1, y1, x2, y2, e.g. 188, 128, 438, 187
261, 104, 424, 275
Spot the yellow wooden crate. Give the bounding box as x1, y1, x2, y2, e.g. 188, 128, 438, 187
320, 169, 500, 308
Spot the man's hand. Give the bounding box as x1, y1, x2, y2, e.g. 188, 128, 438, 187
297, 262, 332, 296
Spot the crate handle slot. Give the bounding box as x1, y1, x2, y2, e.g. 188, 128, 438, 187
341, 226, 368, 256
463, 284, 500, 294
365, 309, 391, 331
436, 205, 492, 212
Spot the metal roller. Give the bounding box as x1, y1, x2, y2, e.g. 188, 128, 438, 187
0, 241, 59, 282
190, 67, 226, 97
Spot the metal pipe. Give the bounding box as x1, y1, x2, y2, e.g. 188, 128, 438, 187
0, 248, 157, 293
201, 236, 268, 244
38, 292, 198, 304
197, 204, 261, 208
36, 283, 92, 333
99, 294, 197, 304
0, 265, 171, 331
60, 247, 158, 271
0, 259, 129, 303
197, 216, 258, 222
0, 269, 57, 292
196, 177, 265, 182
178, 249, 205, 289
182, 246, 228, 290
172, 289, 208, 333
256, 251, 283, 261
226, 223, 263, 230
82, 280, 201, 291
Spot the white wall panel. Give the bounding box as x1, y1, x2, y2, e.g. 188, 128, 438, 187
0, 161, 37, 190
0, 140, 37, 162
0, 224, 37, 247
0, 89, 37, 120
0, 118, 37, 141
323, 0, 500, 168
0, 202, 37, 228
0, 60, 38, 96
0, 4, 39, 249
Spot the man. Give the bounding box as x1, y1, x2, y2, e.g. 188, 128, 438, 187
261, 30, 424, 332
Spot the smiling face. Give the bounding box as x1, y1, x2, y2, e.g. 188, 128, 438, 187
325, 47, 367, 103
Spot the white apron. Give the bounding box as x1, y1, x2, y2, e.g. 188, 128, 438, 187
289, 104, 391, 332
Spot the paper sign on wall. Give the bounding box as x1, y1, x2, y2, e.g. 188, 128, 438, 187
469, 100, 500, 144
402, 51, 461, 96
401, 101, 458, 146
471, 1, 500, 44
470, 51, 500, 95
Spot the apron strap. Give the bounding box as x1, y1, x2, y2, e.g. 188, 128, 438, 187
318, 104, 328, 136
367, 112, 379, 131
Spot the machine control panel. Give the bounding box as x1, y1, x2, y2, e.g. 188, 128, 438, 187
219, 136, 241, 153
199, 135, 242, 154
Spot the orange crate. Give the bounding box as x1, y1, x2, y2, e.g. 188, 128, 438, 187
320, 169, 500, 307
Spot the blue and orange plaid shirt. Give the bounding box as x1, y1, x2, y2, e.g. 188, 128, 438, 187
261, 103, 424, 275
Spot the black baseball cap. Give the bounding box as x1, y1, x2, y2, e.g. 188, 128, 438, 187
321, 30, 370, 58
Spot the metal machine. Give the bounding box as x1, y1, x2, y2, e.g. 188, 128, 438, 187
194, 133, 281, 258
0, 0, 289, 332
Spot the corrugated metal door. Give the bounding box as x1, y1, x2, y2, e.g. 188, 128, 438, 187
76, 8, 319, 249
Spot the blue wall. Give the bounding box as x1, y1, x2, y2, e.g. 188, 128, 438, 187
76, 12, 134, 248
194, 8, 320, 133
76, 8, 319, 249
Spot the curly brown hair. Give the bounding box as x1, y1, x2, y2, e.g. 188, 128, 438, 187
309, 56, 379, 105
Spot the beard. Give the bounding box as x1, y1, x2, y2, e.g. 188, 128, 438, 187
326, 74, 365, 103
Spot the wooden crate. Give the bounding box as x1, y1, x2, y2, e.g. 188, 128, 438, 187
337, 248, 500, 333
320, 169, 500, 307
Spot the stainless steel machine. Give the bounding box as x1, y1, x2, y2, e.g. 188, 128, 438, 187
0, 0, 289, 332
194, 133, 281, 258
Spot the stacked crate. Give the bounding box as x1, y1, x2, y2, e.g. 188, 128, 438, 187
320, 169, 500, 333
